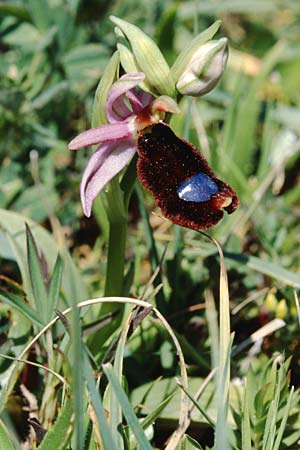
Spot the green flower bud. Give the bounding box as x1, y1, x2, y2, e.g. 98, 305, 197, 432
176, 37, 228, 97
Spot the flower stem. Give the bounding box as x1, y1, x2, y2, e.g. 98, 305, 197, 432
104, 220, 127, 297
88, 219, 127, 352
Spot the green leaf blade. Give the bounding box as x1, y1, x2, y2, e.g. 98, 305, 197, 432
224, 252, 300, 287
38, 398, 73, 450
103, 363, 153, 450
26, 223, 49, 324
48, 255, 63, 320
0, 419, 19, 450
0, 290, 43, 327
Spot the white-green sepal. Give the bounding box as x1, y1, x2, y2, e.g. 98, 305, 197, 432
171, 20, 222, 82
110, 15, 176, 98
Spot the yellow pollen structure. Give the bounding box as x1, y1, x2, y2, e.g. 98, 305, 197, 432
221, 197, 232, 208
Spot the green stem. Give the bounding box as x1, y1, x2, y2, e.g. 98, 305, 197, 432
88, 219, 127, 353
104, 220, 127, 297
89, 163, 136, 353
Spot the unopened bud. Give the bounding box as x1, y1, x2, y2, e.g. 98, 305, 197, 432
176, 37, 228, 97
276, 299, 288, 319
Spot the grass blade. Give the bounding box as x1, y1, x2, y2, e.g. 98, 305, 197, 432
109, 312, 134, 450
273, 387, 294, 450
0, 290, 43, 327
224, 252, 300, 287
48, 255, 63, 320
202, 234, 231, 450
83, 354, 119, 450
70, 304, 84, 450
0, 419, 19, 450
103, 363, 153, 450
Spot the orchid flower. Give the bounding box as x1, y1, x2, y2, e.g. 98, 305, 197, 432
68, 72, 179, 217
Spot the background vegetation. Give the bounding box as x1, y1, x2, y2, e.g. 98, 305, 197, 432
0, 0, 300, 449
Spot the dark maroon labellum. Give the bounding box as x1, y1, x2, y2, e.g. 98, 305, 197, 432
137, 123, 239, 230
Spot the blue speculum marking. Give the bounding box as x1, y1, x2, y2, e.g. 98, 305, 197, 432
177, 173, 218, 202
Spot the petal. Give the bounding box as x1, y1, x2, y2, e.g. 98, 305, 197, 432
68, 121, 133, 150
124, 90, 153, 115
106, 73, 145, 123
80, 141, 137, 217
110, 96, 132, 120
126, 90, 146, 114
139, 90, 154, 107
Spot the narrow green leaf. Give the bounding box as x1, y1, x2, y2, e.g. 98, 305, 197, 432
214, 339, 232, 450
177, 331, 210, 369
242, 380, 252, 450
262, 363, 283, 450
140, 393, 174, 431
0, 210, 87, 306
83, 353, 119, 450
273, 387, 294, 450
26, 224, 49, 324
171, 20, 221, 82
0, 290, 43, 327
48, 255, 63, 320
205, 290, 219, 371
27, 0, 51, 30
38, 398, 73, 450
262, 399, 277, 450
224, 252, 300, 287
110, 312, 133, 450
0, 419, 18, 450
176, 384, 215, 428
205, 235, 231, 450
92, 51, 120, 126
110, 16, 175, 97
103, 363, 153, 450
70, 302, 84, 449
